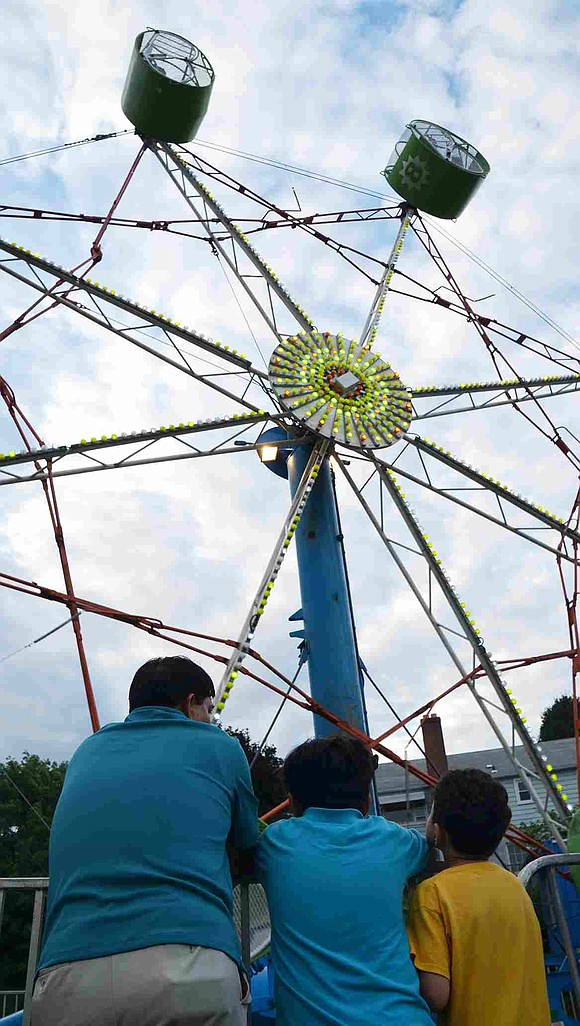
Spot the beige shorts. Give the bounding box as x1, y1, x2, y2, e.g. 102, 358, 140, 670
31, 943, 251, 1026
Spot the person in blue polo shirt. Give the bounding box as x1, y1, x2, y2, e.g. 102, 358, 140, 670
255, 735, 434, 1026
32, 656, 259, 1026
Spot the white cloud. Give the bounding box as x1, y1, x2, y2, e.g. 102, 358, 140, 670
0, 0, 579, 796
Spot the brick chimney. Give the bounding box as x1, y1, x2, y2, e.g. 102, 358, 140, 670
421, 714, 449, 782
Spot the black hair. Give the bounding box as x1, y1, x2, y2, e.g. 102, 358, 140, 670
128, 656, 215, 711
432, 768, 511, 859
284, 734, 377, 812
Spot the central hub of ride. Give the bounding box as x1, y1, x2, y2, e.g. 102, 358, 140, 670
268, 331, 413, 449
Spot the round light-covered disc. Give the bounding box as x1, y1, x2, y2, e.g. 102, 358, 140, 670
268, 332, 413, 449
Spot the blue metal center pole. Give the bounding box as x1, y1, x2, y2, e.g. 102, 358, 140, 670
286, 445, 367, 738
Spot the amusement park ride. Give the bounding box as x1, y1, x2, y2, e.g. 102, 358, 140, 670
1, 26, 580, 1023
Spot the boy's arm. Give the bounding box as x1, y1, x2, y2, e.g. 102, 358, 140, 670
417, 971, 450, 1013
230, 742, 260, 850
228, 819, 268, 884
407, 883, 451, 1013
402, 825, 433, 878
227, 838, 257, 884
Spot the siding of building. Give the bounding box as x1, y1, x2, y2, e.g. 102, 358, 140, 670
375, 737, 578, 870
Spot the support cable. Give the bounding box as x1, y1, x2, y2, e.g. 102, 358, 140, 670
0, 612, 80, 665
0, 768, 51, 832
3, 130, 576, 351
249, 645, 309, 770
412, 214, 580, 474
360, 661, 430, 766
0, 130, 134, 167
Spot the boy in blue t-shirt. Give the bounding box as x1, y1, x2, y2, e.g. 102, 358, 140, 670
255, 735, 434, 1026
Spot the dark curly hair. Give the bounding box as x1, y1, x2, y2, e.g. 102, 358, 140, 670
284, 735, 378, 812
432, 768, 511, 859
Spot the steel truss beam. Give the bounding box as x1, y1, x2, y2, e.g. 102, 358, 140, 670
341, 454, 567, 839
0, 240, 269, 414
360, 210, 411, 346
4, 191, 578, 381
411, 374, 580, 421
336, 453, 566, 842
148, 153, 580, 386
408, 434, 576, 539
217, 440, 330, 701
371, 436, 580, 564
151, 142, 318, 340
5, 192, 578, 383
377, 459, 569, 827
2, 142, 576, 833
0, 240, 259, 372
0, 412, 271, 468
0, 415, 298, 487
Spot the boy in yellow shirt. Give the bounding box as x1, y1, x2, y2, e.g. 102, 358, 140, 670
406, 768, 550, 1026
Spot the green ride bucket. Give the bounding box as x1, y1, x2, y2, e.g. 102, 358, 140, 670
384, 120, 490, 219
122, 29, 215, 143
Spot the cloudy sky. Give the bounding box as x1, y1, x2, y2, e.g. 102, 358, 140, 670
0, 0, 579, 780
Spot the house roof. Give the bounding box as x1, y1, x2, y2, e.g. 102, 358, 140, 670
375, 736, 576, 798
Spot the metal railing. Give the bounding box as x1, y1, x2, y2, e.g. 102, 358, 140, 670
0, 877, 257, 1025
3, 858, 579, 1025
519, 852, 580, 1019
0, 878, 47, 1026
0, 993, 24, 1017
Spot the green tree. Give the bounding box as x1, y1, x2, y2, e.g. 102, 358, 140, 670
227, 727, 286, 816
539, 694, 574, 741
0, 753, 67, 990
518, 818, 554, 845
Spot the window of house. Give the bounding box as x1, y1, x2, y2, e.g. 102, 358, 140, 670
505, 840, 530, 874
516, 779, 532, 803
